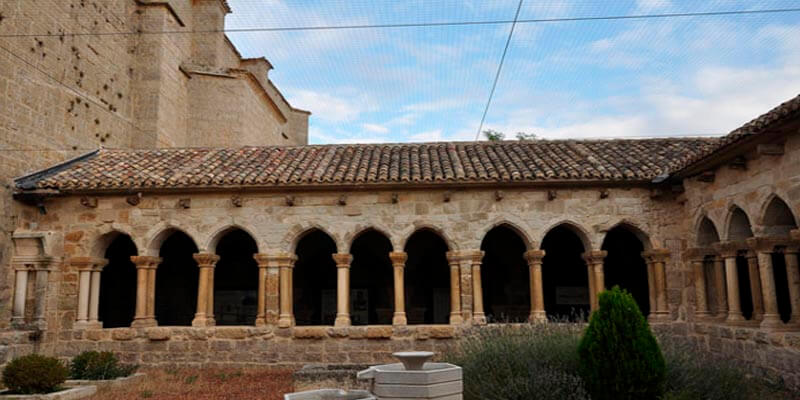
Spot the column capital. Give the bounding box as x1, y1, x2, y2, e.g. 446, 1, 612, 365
523, 249, 545, 263
791, 229, 800, 242
581, 250, 607, 263
746, 236, 791, 253
711, 241, 745, 258
192, 253, 220, 267
68, 256, 108, 271
444, 250, 484, 264
252, 253, 296, 268
130, 256, 162, 269
641, 248, 671, 263
389, 251, 407, 266
683, 247, 714, 262
12, 255, 54, 271
332, 253, 353, 268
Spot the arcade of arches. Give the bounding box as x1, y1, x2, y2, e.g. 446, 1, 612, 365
58, 222, 678, 330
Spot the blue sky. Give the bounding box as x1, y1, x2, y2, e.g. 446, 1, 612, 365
225, 0, 800, 144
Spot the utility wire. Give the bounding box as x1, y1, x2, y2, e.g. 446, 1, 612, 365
1, 7, 799, 38
475, 0, 523, 141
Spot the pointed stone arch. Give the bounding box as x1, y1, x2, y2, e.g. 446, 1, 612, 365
403, 228, 451, 324
725, 205, 754, 241
601, 224, 651, 315
476, 216, 534, 250
347, 226, 395, 253
760, 194, 798, 236
605, 220, 653, 251
282, 222, 342, 254
480, 224, 530, 322
144, 222, 202, 256
91, 229, 138, 259
293, 228, 338, 326
695, 214, 721, 246
540, 221, 591, 320
539, 220, 592, 251
205, 223, 261, 254
400, 224, 454, 251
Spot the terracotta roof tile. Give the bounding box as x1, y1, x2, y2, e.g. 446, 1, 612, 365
16, 139, 719, 192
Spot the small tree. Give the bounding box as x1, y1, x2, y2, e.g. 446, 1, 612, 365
1, 354, 69, 394
578, 286, 665, 400
483, 129, 505, 141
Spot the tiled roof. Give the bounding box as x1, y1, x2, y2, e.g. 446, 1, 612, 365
673, 93, 800, 172
15, 139, 718, 192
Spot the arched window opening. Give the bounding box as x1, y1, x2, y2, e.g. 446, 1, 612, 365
350, 230, 393, 325
763, 197, 797, 236
214, 229, 258, 326
736, 252, 754, 320
294, 230, 337, 326
601, 226, 650, 316
155, 231, 198, 326
541, 225, 589, 320
480, 225, 529, 322
404, 230, 450, 324
728, 208, 754, 241
98, 234, 137, 328
697, 217, 720, 246
772, 250, 792, 323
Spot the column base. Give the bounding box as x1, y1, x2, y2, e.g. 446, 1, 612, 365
334, 315, 351, 327
528, 311, 547, 323
192, 316, 215, 327
472, 312, 487, 325
392, 313, 407, 326
725, 313, 745, 324
255, 317, 267, 327
74, 320, 103, 330
278, 315, 294, 328
131, 318, 157, 328
694, 311, 711, 321
760, 315, 784, 330
449, 313, 463, 325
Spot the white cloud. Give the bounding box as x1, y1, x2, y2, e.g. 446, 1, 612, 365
287, 89, 375, 123
403, 99, 463, 112
635, 0, 672, 12
361, 123, 389, 133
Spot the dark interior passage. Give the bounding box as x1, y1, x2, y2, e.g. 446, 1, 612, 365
350, 230, 393, 325
602, 227, 650, 316
99, 234, 138, 328
294, 230, 337, 325
541, 226, 589, 320
155, 231, 199, 326
480, 226, 530, 322
772, 252, 792, 323
736, 254, 754, 320
404, 230, 450, 324
214, 229, 258, 325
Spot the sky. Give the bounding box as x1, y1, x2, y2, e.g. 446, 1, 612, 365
224, 0, 800, 144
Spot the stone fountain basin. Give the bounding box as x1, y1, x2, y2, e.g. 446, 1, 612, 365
358, 363, 462, 385
283, 389, 376, 400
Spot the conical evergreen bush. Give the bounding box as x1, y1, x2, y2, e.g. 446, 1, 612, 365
578, 286, 665, 400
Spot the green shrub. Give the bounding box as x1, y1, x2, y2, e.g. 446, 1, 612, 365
445, 322, 588, 400
578, 286, 665, 400
70, 351, 137, 380
1, 354, 69, 394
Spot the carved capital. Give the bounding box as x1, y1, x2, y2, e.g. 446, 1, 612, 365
524, 249, 546, 264
683, 247, 715, 262
253, 253, 295, 268
193, 253, 220, 267
68, 256, 108, 271
642, 248, 670, 263
332, 253, 353, 268
389, 251, 407, 266
711, 241, 747, 258
746, 236, 791, 253
11, 255, 54, 271
581, 250, 607, 264
130, 256, 162, 269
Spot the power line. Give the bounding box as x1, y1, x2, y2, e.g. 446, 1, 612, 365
1, 7, 799, 38
476, 0, 523, 141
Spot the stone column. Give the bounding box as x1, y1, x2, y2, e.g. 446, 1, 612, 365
643, 249, 670, 321
746, 238, 783, 329
130, 256, 161, 328
745, 251, 764, 321
333, 253, 352, 327
192, 253, 219, 327
524, 250, 546, 322
11, 264, 31, 326
69, 257, 109, 329
712, 256, 727, 320
253, 254, 270, 326
645, 257, 656, 318
470, 251, 486, 325
445, 252, 463, 325
32, 264, 52, 328
277, 254, 298, 328
389, 251, 408, 326
582, 250, 607, 312
722, 250, 744, 323
684, 248, 711, 319
783, 246, 800, 325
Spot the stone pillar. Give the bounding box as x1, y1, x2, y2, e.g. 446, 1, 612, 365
389, 251, 408, 325
88, 267, 104, 326
333, 253, 352, 327
582, 250, 607, 312
712, 256, 727, 320
445, 252, 463, 325
11, 265, 31, 326
470, 251, 486, 325
783, 247, 800, 325
524, 250, 546, 322
277, 254, 298, 328
643, 249, 670, 321
684, 248, 711, 319
130, 256, 161, 328
192, 253, 219, 327
645, 257, 656, 317
745, 251, 764, 321
746, 237, 783, 329
253, 254, 269, 326
723, 251, 744, 323
70, 257, 109, 329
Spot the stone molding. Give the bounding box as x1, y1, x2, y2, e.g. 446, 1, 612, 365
332, 253, 352, 268
11, 255, 54, 271
712, 241, 748, 258
388, 251, 407, 266
193, 253, 220, 267
746, 236, 792, 252
523, 249, 545, 263
130, 256, 162, 268
581, 250, 607, 263
68, 256, 108, 271
683, 247, 715, 261
642, 248, 671, 263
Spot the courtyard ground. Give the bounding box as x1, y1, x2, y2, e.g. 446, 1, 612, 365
87, 367, 294, 400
